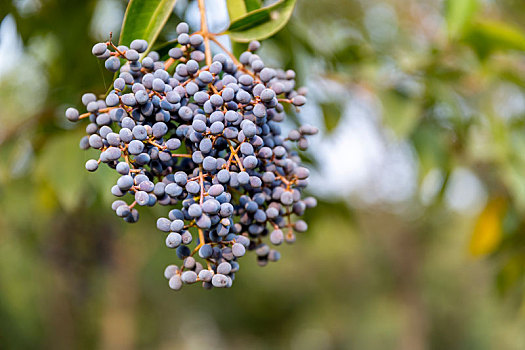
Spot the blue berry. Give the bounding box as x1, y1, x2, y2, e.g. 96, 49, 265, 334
105, 56, 120, 72
232, 243, 245, 257
92, 42, 107, 56
169, 275, 182, 290
166, 232, 182, 248
211, 274, 228, 288
65, 107, 80, 122
130, 39, 148, 53
85, 159, 98, 172
198, 244, 213, 259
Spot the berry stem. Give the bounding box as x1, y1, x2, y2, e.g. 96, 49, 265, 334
224, 144, 241, 170
148, 140, 167, 150
198, 228, 206, 247
79, 107, 116, 119
209, 36, 256, 78
107, 39, 126, 57
164, 58, 175, 70
275, 172, 291, 188
285, 207, 294, 238
197, 0, 212, 66
190, 228, 206, 258
209, 36, 239, 66
228, 141, 245, 172
199, 164, 205, 205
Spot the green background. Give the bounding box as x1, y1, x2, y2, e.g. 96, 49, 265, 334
2, 0, 525, 349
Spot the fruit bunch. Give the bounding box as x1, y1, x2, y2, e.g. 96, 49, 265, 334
65, 22, 317, 290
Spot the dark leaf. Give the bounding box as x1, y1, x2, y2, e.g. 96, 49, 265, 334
320, 101, 343, 134
227, 0, 297, 42
119, 0, 178, 55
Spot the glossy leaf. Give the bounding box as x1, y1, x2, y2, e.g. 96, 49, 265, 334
119, 0, 178, 54
231, 41, 249, 57
227, 0, 248, 22
227, 0, 297, 42
227, 0, 262, 22
244, 0, 262, 12
151, 39, 178, 61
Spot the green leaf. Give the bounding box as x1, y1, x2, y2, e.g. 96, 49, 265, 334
35, 132, 89, 212
502, 159, 525, 212
227, 0, 297, 43
119, 0, 178, 54
90, 158, 120, 205
380, 90, 422, 138
244, 0, 262, 12
231, 41, 249, 57
464, 20, 525, 58
151, 39, 178, 61
226, 0, 261, 22
320, 101, 343, 134
227, 0, 247, 22
445, 0, 478, 39
496, 255, 525, 296
411, 122, 449, 177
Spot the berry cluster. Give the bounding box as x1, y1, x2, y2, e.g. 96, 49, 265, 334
66, 22, 317, 290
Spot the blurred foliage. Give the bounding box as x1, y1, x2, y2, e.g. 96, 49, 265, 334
3, 0, 525, 349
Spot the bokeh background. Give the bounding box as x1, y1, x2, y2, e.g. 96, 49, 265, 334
2, 0, 525, 349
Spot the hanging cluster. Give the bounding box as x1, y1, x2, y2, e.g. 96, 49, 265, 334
66, 22, 317, 290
